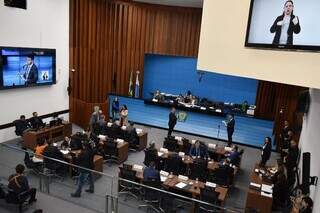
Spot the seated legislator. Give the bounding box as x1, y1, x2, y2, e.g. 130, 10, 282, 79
189, 141, 208, 158
13, 115, 31, 136
7, 164, 37, 204
143, 161, 160, 181
69, 134, 84, 150
126, 122, 139, 146
227, 145, 241, 166
61, 136, 72, 150
43, 141, 65, 173
33, 139, 48, 162
29, 112, 45, 129
153, 89, 163, 101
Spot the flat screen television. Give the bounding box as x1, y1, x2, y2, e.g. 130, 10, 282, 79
0, 46, 56, 90
245, 0, 320, 51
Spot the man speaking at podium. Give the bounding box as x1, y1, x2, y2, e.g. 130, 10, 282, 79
23, 55, 38, 85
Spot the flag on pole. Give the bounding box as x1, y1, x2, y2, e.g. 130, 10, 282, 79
128, 70, 133, 97
135, 70, 140, 98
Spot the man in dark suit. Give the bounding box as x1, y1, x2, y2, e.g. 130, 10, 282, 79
23, 55, 38, 85
7, 164, 37, 204
143, 161, 160, 181
29, 112, 45, 129
13, 115, 31, 136
285, 140, 299, 188
270, 0, 301, 45
189, 141, 207, 158
167, 107, 177, 136
260, 137, 272, 167
126, 122, 139, 146
225, 114, 235, 146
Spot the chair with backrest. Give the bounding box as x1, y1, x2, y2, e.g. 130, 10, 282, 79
189, 158, 208, 182
182, 138, 191, 154
138, 179, 164, 213
164, 154, 183, 175
143, 149, 159, 168
199, 187, 220, 212
103, 139, 118, 164
23, 151, 43, 174
119, 166, 139, 201
5, 188, 31, 213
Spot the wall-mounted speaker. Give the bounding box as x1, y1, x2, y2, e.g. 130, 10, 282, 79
302, 152, 311, 194
4, 0, 27, 9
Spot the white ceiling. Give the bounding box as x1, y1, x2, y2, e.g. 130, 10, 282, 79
133, 0, 203, 8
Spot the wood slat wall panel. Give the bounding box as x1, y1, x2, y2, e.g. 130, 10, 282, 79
69, 0, 202, 128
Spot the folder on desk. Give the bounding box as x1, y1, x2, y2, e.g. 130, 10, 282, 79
157, 152, 164, 157
261, 184, 273, 193
160, 170, 169, 177
250, 182, 261, 190
175, 182, 187, 189
261, 191, 272, 198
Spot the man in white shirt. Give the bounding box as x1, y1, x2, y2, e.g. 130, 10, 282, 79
270, 0, 301, 45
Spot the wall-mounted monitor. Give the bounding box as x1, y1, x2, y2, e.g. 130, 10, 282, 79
245, 0, 320, 51
0, 46, 56, 90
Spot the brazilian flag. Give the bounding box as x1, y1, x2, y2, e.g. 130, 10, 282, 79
128, 71, 134, 97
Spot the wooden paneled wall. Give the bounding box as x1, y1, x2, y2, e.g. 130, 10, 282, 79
255, 81, 306, 148
69, 0, 202, 128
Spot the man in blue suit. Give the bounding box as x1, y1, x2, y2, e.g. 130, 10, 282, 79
143, 161, 160, 181
189, 141, 207, 158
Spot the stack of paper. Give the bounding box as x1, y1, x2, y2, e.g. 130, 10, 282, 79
175, 182, 187, 189
136, 128, 143, 134
205, 181, 217, 188
98, 135, 107, 141
224, 146, 233, 152
60, 150, 70, 155
208, 143, 217, 149
116, 138, 124, 143
178, 175, 188, 181
157, 152, 164, 157
175, 136, 182, 141
133, 164, 143, 172
178, 152, 185, 157
200, 107, 206, 110
152, 99, 158, 102
121, 126, 127, 130
107, 122, 113, 127
160, 148, 168, 153
160, 176, 167, 182
216, 109, 222, 113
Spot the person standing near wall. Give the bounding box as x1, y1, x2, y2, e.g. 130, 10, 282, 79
111, 97, 120, 121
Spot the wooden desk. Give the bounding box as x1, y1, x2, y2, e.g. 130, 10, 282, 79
117, 142, 129, 163
137, 132, 148, 151
132, 168, 228, 205
62, 150, 103, 176
245, 164, 273, 213
23, 122, 72, 150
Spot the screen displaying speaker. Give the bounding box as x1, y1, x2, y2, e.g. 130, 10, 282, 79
0, 46, 56, 90
245, 0, 320, 51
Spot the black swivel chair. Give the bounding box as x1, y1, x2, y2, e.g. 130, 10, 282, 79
189, 159, 208, 182
119, 166, 139, 201
182, 139, 191, 154
103, 139, 118, 165
138, 179, 164, 213
23, 151, 43, 174
164, 139, 179, 152
5, 188, 31, 213
164, 154, 184, 175
143, 149, 159, 168
199, 187, 220, 212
